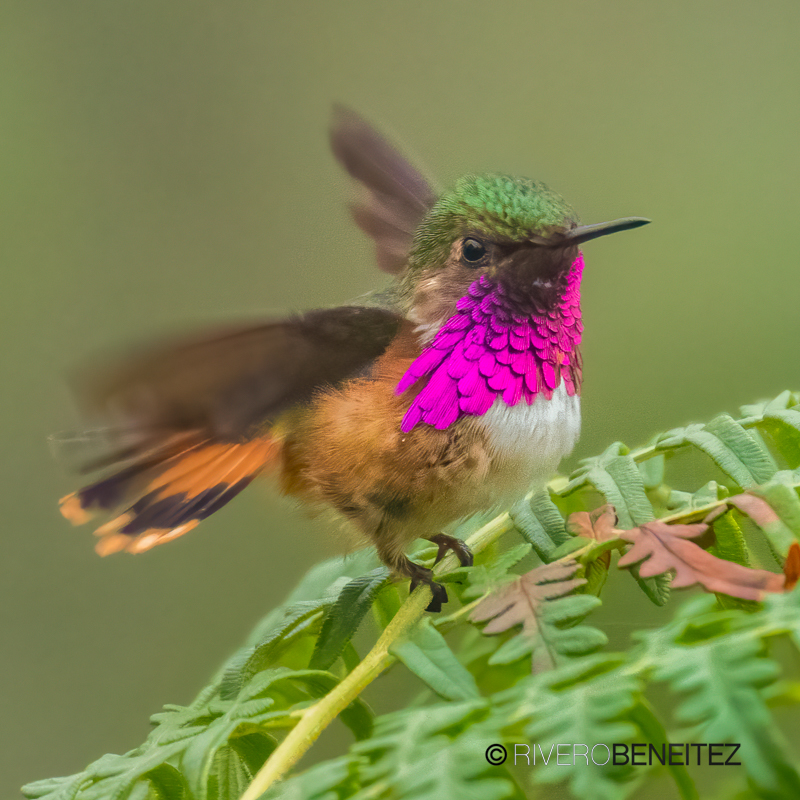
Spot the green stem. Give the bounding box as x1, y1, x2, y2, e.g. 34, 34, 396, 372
241, 512, 514, 799
628, 443, 660, 462
240, 589, 429, 800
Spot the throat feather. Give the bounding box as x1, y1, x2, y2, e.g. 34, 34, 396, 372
396, 254, 584, 431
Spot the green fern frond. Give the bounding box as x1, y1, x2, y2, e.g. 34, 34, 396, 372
22, 390, 800, 800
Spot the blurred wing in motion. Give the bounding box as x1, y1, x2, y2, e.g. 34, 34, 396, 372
59, 306, 404, 554
330, 105, 437, 275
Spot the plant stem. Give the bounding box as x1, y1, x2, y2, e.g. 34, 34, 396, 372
240, 589, 429, 800
241, 512, 515, 799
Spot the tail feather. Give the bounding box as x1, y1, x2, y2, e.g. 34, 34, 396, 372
60, 436, 278, 554
59, 433, 209, 519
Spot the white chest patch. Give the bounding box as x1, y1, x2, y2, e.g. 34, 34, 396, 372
477, 385, 581, 489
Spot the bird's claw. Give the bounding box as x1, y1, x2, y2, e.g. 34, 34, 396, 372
409, 576, 449, 612
428, 534, 474, 567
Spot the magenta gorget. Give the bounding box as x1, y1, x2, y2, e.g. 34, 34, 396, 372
396, 253, 584, 432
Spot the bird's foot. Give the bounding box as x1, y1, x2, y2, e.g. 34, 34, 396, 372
406, 560, 449, 613
427, 533, 474, 567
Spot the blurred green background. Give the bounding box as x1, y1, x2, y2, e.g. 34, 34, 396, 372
2, 1, 799, 795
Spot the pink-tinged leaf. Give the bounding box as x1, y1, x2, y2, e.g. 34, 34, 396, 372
617, 519, 785, 600
470, 560, 588, 672
471, 561, 585, 632
728, 494, 781, 526
703, 505, 728, 524
567, 505, 619, 542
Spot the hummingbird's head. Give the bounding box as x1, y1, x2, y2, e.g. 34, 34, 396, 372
403, 173, 647, 331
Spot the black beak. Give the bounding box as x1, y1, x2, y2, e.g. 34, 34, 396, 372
562, 217, 651, 246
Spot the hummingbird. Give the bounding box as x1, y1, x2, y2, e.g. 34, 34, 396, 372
58, 108, 649, 611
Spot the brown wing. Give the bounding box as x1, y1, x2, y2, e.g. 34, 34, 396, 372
59, 305, 404, 553
71, 305, 404, 447
330, 105, 437, 275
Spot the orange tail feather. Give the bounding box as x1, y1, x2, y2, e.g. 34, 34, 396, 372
60, 436, 279, 555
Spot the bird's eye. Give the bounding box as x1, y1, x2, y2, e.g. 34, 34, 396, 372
461, 238, 487, 265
